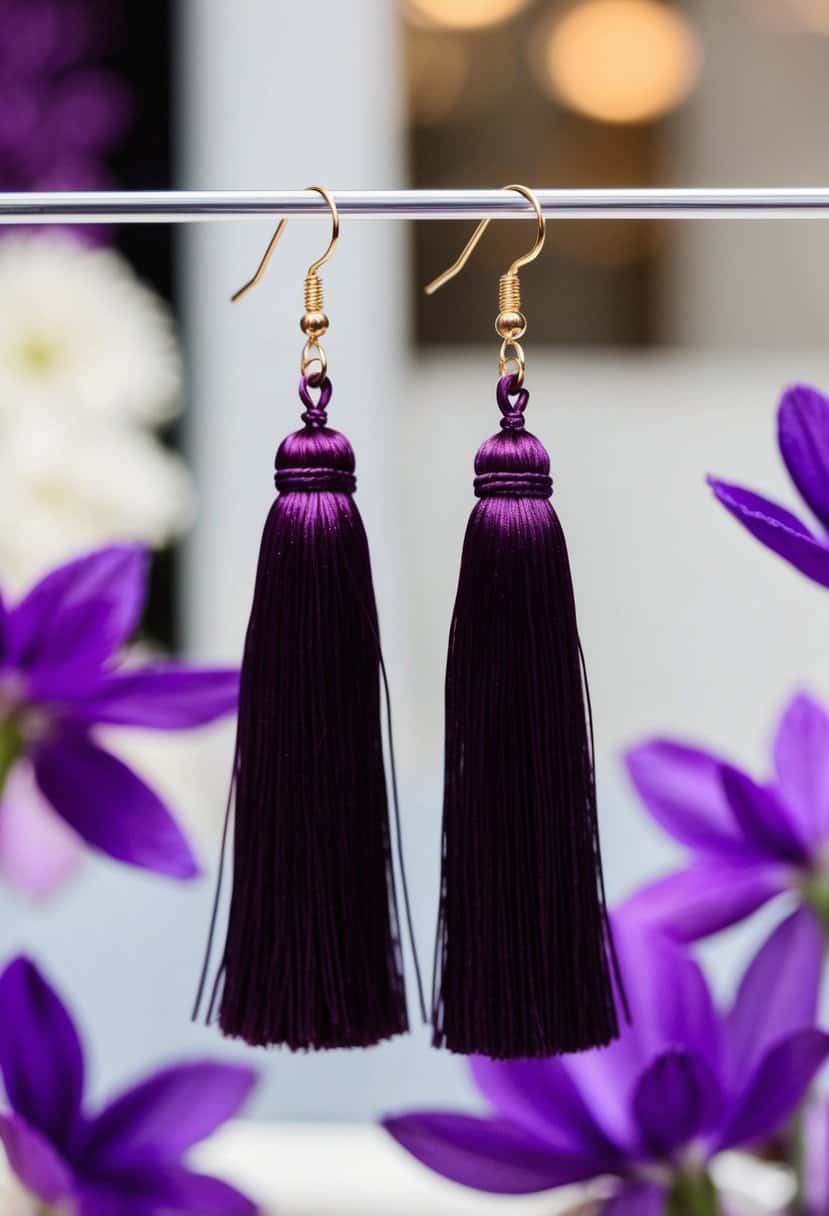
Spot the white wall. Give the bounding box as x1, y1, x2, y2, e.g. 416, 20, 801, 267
662, 0, 829, 344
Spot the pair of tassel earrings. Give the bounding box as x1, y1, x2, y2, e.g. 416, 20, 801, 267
197, 185, 622, 1061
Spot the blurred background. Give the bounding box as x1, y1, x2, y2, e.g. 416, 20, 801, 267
2, 0, 829, 1210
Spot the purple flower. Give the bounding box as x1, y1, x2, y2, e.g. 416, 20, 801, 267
0, 0, 132, 245
0, 4, 130, 146
383, 909, 829, 1210
0, 956, 258, 1214
709, 384, 829, 589
623, 691, 829, 942
0, 544, 238, 896
0, 0, 130, 244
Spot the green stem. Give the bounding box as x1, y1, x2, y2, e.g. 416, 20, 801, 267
0, 717, 22, 793
802, 874, 829, 936
667, 1169, 719, 1216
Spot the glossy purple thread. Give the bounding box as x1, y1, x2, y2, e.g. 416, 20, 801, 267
432, 374, 620, 1059
216, 373, 411, 1050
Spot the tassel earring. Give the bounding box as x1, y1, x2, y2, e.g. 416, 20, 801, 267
197, 187, 416, 1050
428, 185, 623, 1059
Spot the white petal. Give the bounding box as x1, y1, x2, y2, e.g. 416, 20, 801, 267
0, 763, 84, 898
0, 234, 182, 426
0, 407, 195, 593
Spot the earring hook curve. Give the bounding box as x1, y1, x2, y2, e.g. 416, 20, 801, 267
424, 184, 546, 296
231, 185, 340, 303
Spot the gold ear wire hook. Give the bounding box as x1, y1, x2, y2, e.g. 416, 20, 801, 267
424, 185, 545, 388
304, 185, 340, 278
424, 184, 545, 296
230, 219, 287, 303
231, 185, 340, 303
231, 186, 340, 378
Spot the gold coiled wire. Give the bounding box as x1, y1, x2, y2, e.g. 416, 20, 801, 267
304, 272, 323, 314
498, 271, 521, 315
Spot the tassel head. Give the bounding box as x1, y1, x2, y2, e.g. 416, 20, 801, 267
275, 375, 356, 486
432, 374, 620, 1059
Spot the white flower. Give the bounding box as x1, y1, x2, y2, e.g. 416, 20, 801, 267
0, 405, 195, 593
0, 234, 182, 425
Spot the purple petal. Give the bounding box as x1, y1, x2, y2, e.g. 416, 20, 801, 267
0, 957, 84, 1149
70, 665, 239, 730
620, 863, 785, 943
0, 1113, 74, 1206
74, 1186, 146, 1216
22, 601, 136, 704
631, 1050, 722, 1157
143, 1168, 257, 1216
720, 764, 810, 863
75, 1164, 256, 1216
778, 384, 829, 531
469, 1055, 622, 1167
707, 477, 829, 589
0, 588, 8, 661
382, 1113, 598, 1194
9, 545, 148, 675
0, 762, 83, 897
604, 1182, 667, 1216
33, 732, 199, 879
804, 1099, 829, 1216
625, 740, 746, 858
564, 916, 720, 1154
724, 907, 823, 1092
774, 692, 829, 843
79, 1062, 257, 1169
716, 1029, 829, 1150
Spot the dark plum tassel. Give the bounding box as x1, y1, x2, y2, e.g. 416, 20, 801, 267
432, 373, 621, 1059
215, 373, 408, 1049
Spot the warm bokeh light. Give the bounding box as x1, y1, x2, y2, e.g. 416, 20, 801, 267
788, 0, 829, 33
539, 0, 701, 125
404, 0, 529, 32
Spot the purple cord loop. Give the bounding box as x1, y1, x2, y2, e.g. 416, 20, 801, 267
299, 372, 332, 428
496, 373, 529, 431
